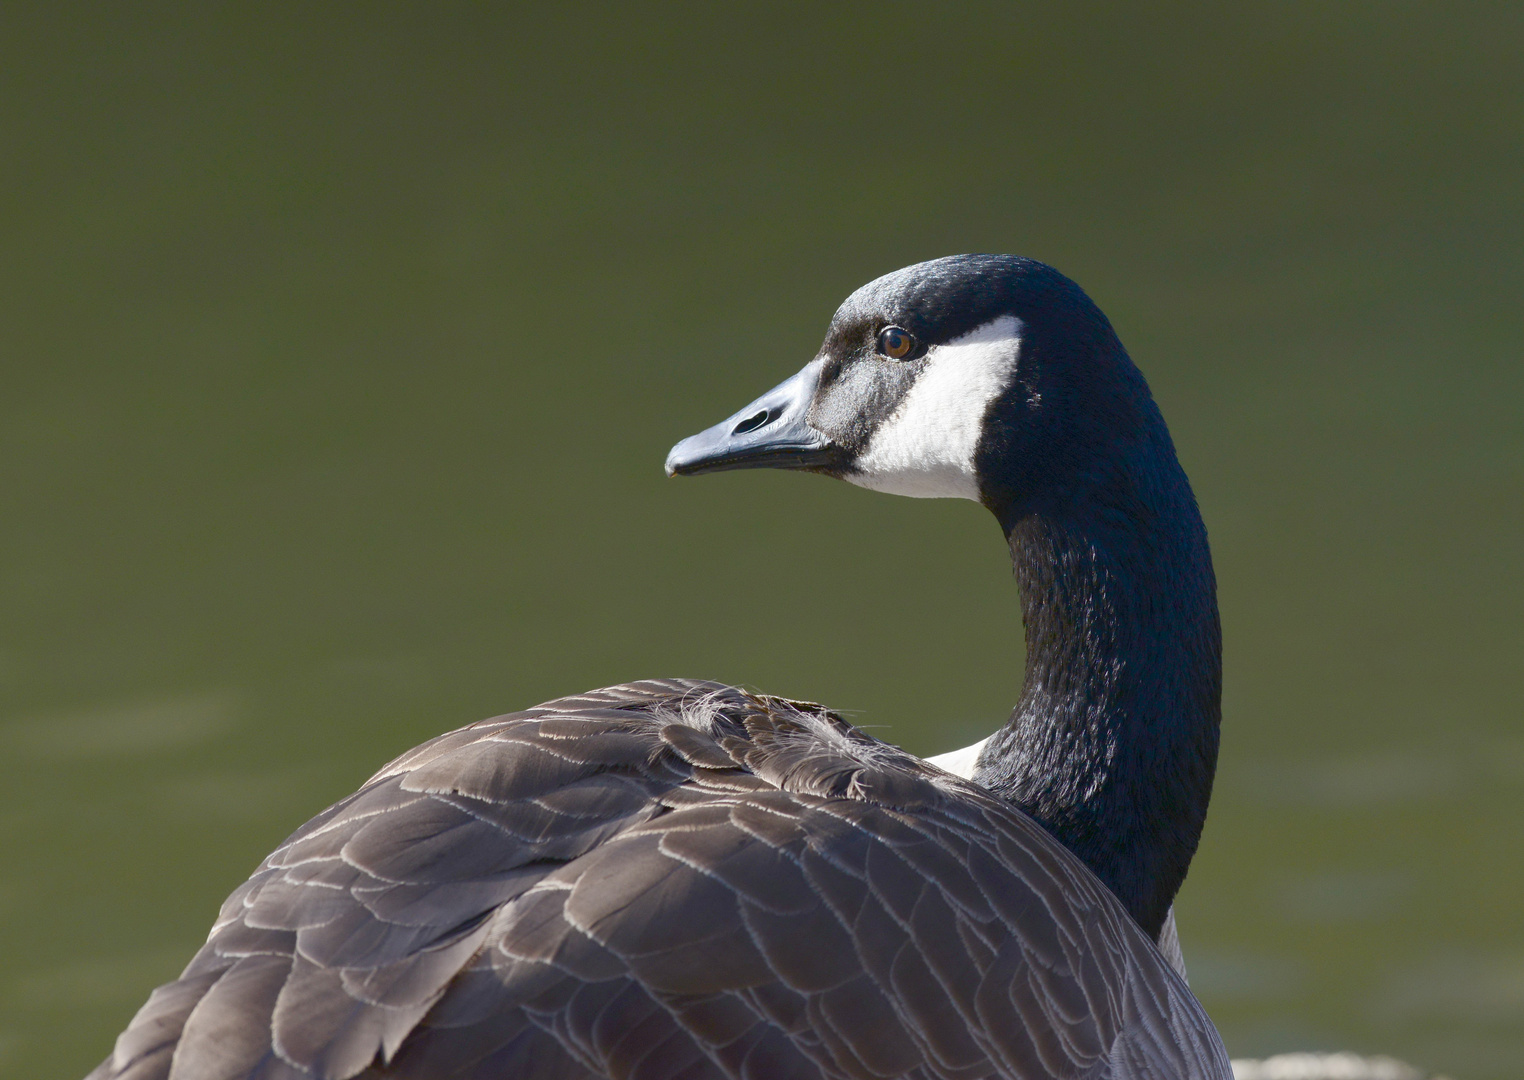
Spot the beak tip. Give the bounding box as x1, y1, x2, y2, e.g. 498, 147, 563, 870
664, 438, 696, 478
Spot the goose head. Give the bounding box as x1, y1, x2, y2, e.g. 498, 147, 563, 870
666, 253, 1160, 528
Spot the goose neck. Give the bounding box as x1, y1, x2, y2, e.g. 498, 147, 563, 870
974, 473, 1221, 938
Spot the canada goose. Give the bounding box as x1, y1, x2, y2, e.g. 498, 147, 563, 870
90, 255, 1228, 1080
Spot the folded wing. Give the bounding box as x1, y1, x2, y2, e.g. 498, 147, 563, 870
91, 680, 1228, 1080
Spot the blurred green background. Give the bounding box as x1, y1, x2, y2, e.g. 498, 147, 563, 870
1, 4, 1520, 1077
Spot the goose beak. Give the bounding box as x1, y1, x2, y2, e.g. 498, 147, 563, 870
665, 359, 838, 476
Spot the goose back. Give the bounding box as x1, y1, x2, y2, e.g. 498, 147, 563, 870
92, 679, 1229, 1080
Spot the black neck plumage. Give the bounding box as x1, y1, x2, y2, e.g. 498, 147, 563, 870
974, 431, 1221, 939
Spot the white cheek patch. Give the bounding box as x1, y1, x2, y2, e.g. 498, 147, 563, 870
847, 315, 1022, 500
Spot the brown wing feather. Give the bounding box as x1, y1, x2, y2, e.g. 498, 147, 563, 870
89, 680, 1228, 1080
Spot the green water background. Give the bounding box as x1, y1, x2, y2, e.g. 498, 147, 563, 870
2, 5, 1521, 1077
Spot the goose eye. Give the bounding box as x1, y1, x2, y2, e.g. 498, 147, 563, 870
876, 326, 918, 360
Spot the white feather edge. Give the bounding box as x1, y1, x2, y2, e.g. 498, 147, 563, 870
924, 735, 990, 779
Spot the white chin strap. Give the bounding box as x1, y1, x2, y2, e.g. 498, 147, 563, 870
848, 315, 1022, 501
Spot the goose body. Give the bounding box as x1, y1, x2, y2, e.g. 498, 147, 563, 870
91, 256, 1228, 1080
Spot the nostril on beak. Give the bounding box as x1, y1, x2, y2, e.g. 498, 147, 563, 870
732, 409, 773, 436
